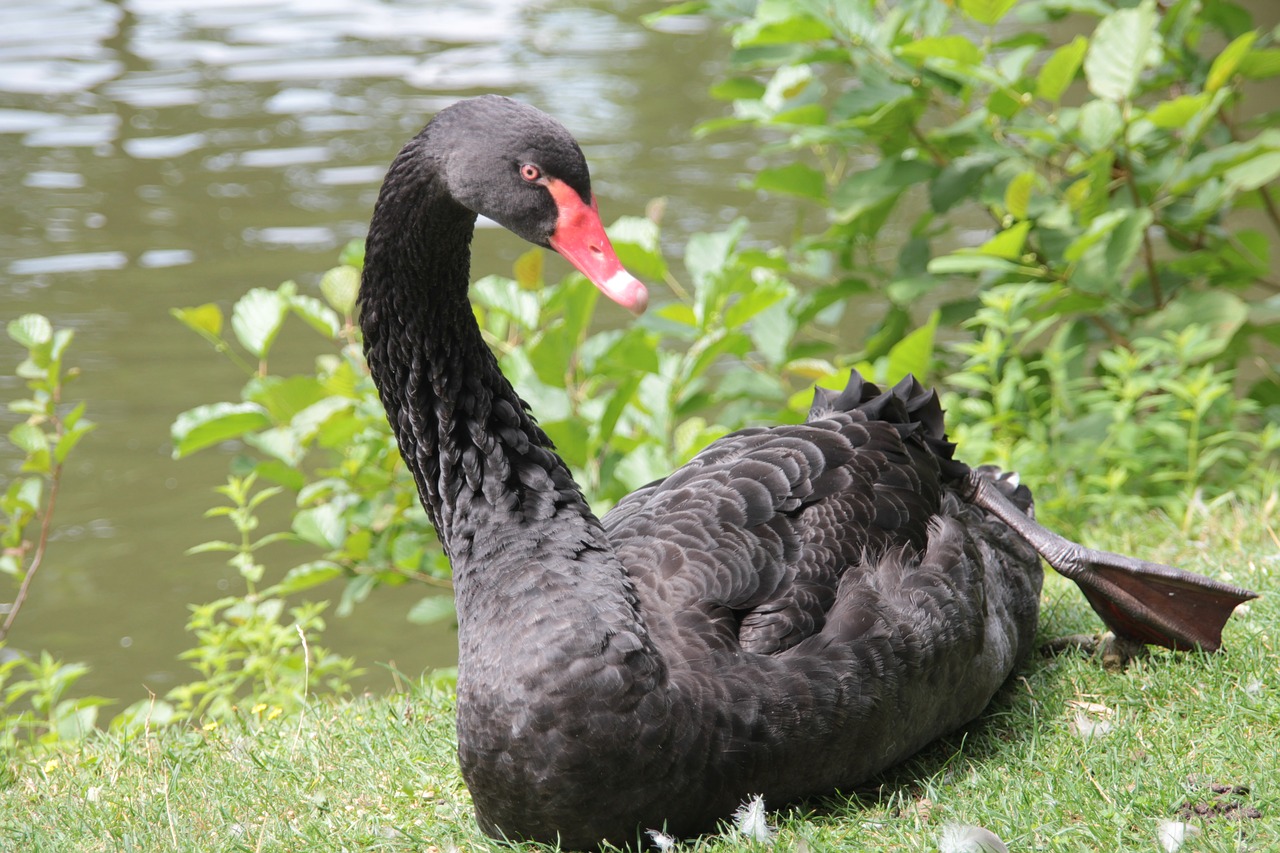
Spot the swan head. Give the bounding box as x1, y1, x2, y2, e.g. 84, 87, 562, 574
429, 95, 648, 314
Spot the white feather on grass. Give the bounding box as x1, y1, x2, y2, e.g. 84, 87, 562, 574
938, 823, 1008, 853
646, 828, 678, 851
733, 794, 775, 843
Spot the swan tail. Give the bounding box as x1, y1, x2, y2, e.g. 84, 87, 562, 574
963, 471, 1256, 652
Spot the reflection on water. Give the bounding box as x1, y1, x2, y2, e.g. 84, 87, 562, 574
0, 0, 790, 700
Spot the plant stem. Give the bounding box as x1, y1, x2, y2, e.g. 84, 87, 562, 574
0, 463, 61, 643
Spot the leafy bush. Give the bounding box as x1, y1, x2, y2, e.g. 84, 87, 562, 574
652, 0, 1280, 526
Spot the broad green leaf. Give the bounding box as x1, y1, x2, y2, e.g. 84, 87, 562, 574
1206, 30, 1257, 93
897, 36, 983, 66
54, 418, 95, 465
245, 375, 329, 423
290, 293, 341, 339
1240, 49, 1280, 79
407, 595, 457, 626
513, 248, 543, 290
710, 77, 767, 101
929, 154, 1000, 214
9, 422, 48, 455
752, 162, 826, 201
1036, 36, 1087, 103
1065, 208, 1127, 263
833, 158, 937, 225
171, 402, 271, 459
975, 220, 1032, 259
927, 254, 1037, 275
1104, 208, 1154, 272
170, 304, 223, 339
749, 295, 798, 367
959, 0, 1018, 26
7, 314, 52, 349
319, 265, 359, 315
1084, 0, 1159, 102
1145, 93, 1211, 128
1078, 99, 1123, 150
1139, 292, 1248, 356
608, 215, 667, 282
733, 0, 831, 48
540, 418, 590, 468
473, 275, 540, 329
1004, 171, 1035, 219
886, 311, 939, 383
231, 287, 291, 359
245, 426, 305, 466
269, 561, 345, 596
293, 502, 347, 550
1224, 150, 1280, 192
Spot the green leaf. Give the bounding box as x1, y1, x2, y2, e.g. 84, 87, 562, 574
927, 254, 1038, 276
293, 502, 347, 550
407, 595, 457, 626
1206, 30, 1257, 93
1239, 49, 1280, 79
929, 154, 1001, 214
170, 304, 224, 340
473, 275, 540, 330
1004, 171, 1035, 219
1036, 36, 1088, 103
733, 0, 831, 48
54, 418, 96, 465
1104, 208, 1153, 273
268, 561, 344, 596
9, 422, 49, 455
709, 77, 767, 101
886, 311, 939, 382
319, 265, 360, 315
290, 293, 341, 339
1078, 99, 1123, 150
752, 162, 826, 201
231, 287, 291, 359
608, 216, 667, 282
832, 158, 937, 225
513, 248, 544, 290
7, 314, 53, 349
1139, 292, 1248, 356
170, 402, 272, 459
897, 36, 983, 66
1084, 0, 1159, 102
959, 0, 1019, 26
1144, 93, 1211, 128
975, 220, 1032, 259
1224, 150, 1280, 192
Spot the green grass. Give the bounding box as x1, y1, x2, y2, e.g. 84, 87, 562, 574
2, 503, 1276, 852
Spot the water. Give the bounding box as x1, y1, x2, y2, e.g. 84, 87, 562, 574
3, 0, 1277, 707
0, 0, 796, 702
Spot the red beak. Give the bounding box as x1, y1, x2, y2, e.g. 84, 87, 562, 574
544, 179, 648, 315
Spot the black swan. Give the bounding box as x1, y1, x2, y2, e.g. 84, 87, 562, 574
358, 95, 1256, 848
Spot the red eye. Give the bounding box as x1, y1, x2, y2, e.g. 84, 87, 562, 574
520, 164, 541, 182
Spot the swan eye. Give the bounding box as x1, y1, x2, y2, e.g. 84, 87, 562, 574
520, 164, 541, 182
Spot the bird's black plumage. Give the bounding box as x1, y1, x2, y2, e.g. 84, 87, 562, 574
359, 95, 1254, 849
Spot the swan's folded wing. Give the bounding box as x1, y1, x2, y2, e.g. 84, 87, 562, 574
602, 410, 944, 657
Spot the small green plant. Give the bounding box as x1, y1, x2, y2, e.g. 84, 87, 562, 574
1, 315, 109, 748
943, 284, 1280, 528
166, 473, 358, 720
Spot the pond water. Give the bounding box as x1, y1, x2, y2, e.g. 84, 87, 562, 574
0, 0, 803, 702
3, 0, 1277, 707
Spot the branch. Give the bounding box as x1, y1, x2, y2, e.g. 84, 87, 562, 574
0, 463, 62, 642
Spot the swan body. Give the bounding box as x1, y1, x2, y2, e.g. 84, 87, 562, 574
359, 95, 1255, 849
